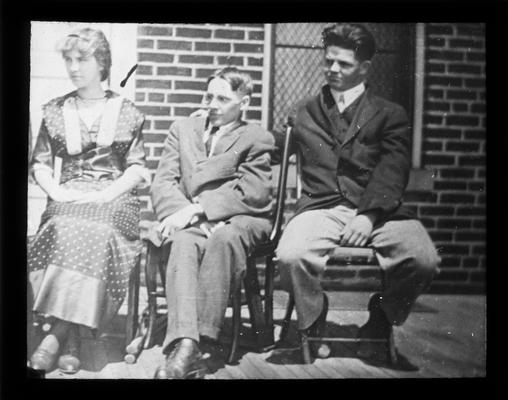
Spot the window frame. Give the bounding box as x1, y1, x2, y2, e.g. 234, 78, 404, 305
261, 23, 427, 174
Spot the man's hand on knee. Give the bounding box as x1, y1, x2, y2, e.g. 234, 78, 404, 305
158, 204, 204, 238
339, 214, 374, 247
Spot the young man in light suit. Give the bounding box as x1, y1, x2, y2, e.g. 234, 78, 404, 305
150, 67, 274, 379
274, 23, 440, 360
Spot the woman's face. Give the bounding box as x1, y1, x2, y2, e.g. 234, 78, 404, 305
63, 49, 103, 90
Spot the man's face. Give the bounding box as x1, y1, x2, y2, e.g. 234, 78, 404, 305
203, 77, 249, 127
323, 46, 371, 92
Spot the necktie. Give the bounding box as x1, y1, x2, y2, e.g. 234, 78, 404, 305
205, 126, 219, 156
337, 93, 346, 113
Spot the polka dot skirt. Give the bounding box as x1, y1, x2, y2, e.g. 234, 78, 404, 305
28, 178, 142, 330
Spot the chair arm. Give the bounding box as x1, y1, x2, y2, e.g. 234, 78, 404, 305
269, 126, 293, 244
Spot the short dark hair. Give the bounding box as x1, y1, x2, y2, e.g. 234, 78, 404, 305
322, 23, 376, 62
207, 67, 253, 97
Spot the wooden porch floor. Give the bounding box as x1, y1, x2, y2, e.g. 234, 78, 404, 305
43, 291, 485, 379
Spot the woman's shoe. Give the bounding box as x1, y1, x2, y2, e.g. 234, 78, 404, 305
30, 336, 60, 371
58, 354, 81, 374
58, 325, 81, 374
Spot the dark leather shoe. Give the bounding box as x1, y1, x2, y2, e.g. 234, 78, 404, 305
356, 293, 392, 360
154, 339, 208, 379
358, 293, 391, 338
58, 326, 81, 375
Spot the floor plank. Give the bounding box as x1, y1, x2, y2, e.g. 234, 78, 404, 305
40, 292, 486, 380
243, 352, 283, 379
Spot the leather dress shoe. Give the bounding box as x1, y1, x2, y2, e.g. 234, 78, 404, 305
356, 293, 392, 360
154, 339, 208, 379
58, 326, 81, 374
30, 347, 58, 371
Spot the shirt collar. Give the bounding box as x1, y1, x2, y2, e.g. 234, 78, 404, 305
202, 119, 241, 158
204, 119, 238, 140
330, 82, 366, 111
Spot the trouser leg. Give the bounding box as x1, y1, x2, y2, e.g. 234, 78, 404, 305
161, 227, 206, 353
276, 206, 356, 330
370, 219, 440, 325
197, 215, 271, 339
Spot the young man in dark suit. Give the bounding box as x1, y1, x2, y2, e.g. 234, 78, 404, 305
150, 67, 274, 378
274, 23, 440, 359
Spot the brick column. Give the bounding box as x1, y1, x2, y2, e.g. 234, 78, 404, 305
410, 23, 485, 292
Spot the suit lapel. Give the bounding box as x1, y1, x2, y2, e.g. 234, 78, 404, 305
212, 120, 244, 155
341, 90, 379, 147
319, 87, 344, 145
193, 117, 208, 161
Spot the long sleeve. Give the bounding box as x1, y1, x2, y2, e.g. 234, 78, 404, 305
150, 123, 193, 221
124, 117, 151, 186
197, 131, 274, 221
30, 119, 54, 176
356, 104, 411, 218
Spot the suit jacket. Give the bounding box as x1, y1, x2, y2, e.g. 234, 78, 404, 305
151, 116, 275, 222
275, 84, 415, 224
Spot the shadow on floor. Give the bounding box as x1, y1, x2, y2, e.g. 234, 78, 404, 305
34, 312, 420, 375
265, 319, 419, 372
111, 313, 420, 374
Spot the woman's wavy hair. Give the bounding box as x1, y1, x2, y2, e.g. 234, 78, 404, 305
57, 27, 112, 82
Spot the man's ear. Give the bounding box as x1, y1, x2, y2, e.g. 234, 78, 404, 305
239, 95, 250, 111
359, 60, 371, 76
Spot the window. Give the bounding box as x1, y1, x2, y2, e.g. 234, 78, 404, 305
262, 23, 426, 174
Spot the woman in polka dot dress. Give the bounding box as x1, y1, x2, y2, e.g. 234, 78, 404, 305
28, 28, 150, 374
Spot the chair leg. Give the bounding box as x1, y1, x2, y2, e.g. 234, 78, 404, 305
381, 270, 398, 365
244, 257, 273, 351
264, 255, 275, 339
125, 254, 141, 348
387, 327, 398, 365
279, 293, 294, 342
300, 331, 312, 364
144, 243, 161, 349
227, 282, 243, 364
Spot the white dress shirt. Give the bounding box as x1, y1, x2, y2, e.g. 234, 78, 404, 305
330, 82, 366, 113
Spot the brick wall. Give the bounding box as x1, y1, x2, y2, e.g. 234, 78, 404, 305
134, 23, 266, 219
134, 23, 486, 294
407, 23, 486, 293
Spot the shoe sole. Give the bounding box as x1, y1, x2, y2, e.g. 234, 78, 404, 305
59, 368, 79, 375
184, 366, 208, 379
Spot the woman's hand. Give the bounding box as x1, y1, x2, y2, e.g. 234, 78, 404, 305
49, 187, 86, 203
